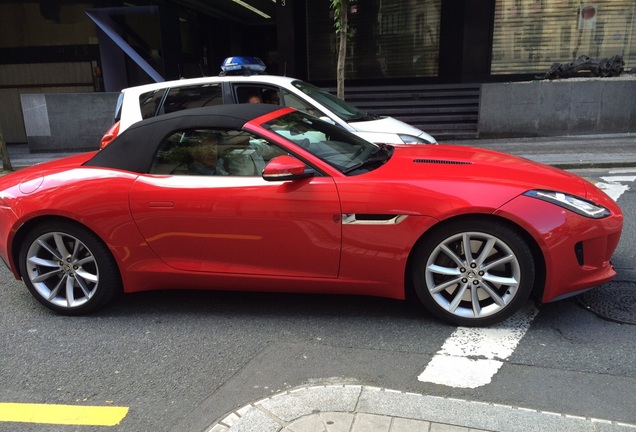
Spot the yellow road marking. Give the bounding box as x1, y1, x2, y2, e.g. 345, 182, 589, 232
0, 403, 128, 426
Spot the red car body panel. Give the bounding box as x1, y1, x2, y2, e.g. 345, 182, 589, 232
495, 194, 621, 302
0, 107, 623, 311
128, 175, 342, 277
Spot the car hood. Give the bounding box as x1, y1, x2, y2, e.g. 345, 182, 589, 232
373, 144, 594, 201
348, 116, 435, 143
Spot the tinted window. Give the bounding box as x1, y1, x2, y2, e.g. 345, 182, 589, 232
291, 80, 367, 121
113, 92, 125, 122
282, 90, 323, 117
163, 84, 223, 115
233, 85, 281, 105
139, 89, 165, 120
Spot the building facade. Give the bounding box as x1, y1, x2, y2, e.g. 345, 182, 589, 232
1, 0, 635, 143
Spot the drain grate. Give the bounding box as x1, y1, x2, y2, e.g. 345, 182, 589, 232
577, 281, 636, 324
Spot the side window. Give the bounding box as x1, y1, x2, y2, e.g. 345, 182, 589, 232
234, 85, 281, 105
149, 129, 287, 176
139, 89, 166, 119
282, 90, 323, 117
162, 84, 223, 115
150, 129, 218, 175
216, 131, 287, 176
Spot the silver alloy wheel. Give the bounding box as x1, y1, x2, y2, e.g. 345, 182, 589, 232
25, 231, 99, 309
425, 231, 521, 319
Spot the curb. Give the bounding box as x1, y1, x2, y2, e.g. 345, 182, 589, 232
206, 385, 636, 432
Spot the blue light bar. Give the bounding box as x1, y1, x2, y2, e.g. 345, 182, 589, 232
220, 57, 267, 76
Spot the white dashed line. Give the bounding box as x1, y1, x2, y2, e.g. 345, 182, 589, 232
597, 175, 635, 201
418, 303, 538, 388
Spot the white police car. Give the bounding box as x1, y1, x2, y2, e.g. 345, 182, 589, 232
100, 57, 436, 148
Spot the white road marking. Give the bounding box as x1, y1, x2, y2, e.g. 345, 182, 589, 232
418, 304, 538, 388
596, 175, 635, 201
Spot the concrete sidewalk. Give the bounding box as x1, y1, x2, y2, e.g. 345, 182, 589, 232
207, 385, 636, 432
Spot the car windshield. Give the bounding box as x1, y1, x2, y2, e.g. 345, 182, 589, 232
262, 111, 392, 175
291, 80, 374, 122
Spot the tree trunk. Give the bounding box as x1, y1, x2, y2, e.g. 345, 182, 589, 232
336, 0, 349, 100
0, 125, 13, 172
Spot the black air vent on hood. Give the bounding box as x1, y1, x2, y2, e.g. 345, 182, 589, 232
413, 159, 472, 165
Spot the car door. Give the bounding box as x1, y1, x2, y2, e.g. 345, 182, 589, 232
128, 127, 342, 278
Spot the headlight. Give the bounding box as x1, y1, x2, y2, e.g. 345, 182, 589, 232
524, 190, 610, 219
398, 134, 428, 144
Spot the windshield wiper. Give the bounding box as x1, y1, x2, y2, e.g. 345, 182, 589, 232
342, 145, 393, 174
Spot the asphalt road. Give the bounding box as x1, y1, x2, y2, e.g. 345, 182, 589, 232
0, 167, 634, 432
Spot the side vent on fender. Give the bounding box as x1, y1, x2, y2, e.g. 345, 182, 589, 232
413, 159, 472, 165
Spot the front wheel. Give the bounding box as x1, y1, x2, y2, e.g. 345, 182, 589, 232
18, 221, 122, 315
411, 219, 535, 327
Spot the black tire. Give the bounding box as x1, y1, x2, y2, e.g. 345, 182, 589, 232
18, 220, 122, 315
411, 219, 535, 327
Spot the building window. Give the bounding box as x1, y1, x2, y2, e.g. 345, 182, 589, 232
492, 0, 636, 75
306, 0, 441, 81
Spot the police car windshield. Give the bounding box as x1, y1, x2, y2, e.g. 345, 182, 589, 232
291, 81, 370, 122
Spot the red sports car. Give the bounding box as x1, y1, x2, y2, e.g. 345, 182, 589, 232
0, 104, 623, 326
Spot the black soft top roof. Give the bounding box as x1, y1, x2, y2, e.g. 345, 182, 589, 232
85, 103, 282, 173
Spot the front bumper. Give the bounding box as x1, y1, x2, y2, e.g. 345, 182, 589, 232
494, 194, 623, 303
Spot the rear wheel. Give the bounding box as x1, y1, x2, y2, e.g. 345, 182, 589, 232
18, 221, 121, 315
411, 219, 535, 326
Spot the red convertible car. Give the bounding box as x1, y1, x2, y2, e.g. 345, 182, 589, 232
0, 104, 623, 326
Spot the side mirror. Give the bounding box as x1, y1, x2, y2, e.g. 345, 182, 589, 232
262, 155, 314, 181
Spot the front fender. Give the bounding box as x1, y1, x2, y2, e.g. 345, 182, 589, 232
494, 194, 622, 302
